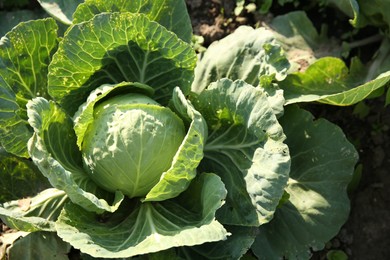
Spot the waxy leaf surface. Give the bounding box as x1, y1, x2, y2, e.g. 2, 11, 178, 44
251, 106, 358, 259
192, 79, 290, 226
48, 12, 196, 115
73, 0, 192, 43
0, 19, 58, 157
55, 173, 228, 258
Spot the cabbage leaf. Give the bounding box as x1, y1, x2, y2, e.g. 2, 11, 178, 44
192, 79, 290, 226
0, 147, 49, 203
55, 173, 228, 258
192, 26, 290, 94
73, 0, 192, 43
280, 57, 390, 105
0, 188, 67, 232
0, 19, 58, 157
48, 12, 196, 115
251, 106, 358, 259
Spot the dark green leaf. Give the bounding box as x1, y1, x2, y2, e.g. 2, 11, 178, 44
251, 106, 358, 259
0, 18, 58, 157
6, 231, 71, 260
178, 225, 257, 259
352, 0, 390, 31
271, 11, 321, 50
0, 147, 49, 203
73, 0, 192, 43
0, 10, 48, 37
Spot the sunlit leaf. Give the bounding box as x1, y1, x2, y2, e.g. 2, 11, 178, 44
55, 173, 228, 258
0, 19, 58, 157
192, 79, 290, 226
73, 0, 192, 43
48, 12, 196, 115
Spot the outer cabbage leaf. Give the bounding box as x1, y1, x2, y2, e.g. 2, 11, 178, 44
268, 11, 341, 71
73, 0, 192, 43
267, 11, 319, 72
4, 231, 71, 260
280, 57, 390, 105
144, 87, 207, 201
270, 11, 321, 53
0, 18, 58, 157
0, 188, 67, 232
192, 26, 290, 94
191, 79, 290, 226
178, 225, 257, 259
48, 12, 196, 115
0, 147, 50, 203
37, 0, 84, 25
251, 106, 358, 259
55, 173, 228, 258
27, 97, 124, 214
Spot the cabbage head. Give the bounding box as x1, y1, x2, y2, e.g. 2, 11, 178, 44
81, 94, 186, 198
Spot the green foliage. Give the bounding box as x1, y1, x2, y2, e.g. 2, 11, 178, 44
251, 106, 357, 258
0, 0, 29, 9
0, 0, 377, 259
0, 148, 49, 203
3, 231, 71, 260
279, 57, 390, 105
0, 19, 58, 157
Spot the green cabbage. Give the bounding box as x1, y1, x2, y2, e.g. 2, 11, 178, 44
0, 0, 359, 259
82, 94, 185, 198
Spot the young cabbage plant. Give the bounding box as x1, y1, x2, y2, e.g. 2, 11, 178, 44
0, 0, 358, 259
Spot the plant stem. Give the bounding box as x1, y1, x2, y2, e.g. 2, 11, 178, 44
347, 34, 383, 49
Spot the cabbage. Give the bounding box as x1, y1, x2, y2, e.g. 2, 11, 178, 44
0, 0, 359, 259
82, 94, 185, 197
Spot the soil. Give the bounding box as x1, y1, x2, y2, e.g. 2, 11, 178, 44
185, 0, 390, 259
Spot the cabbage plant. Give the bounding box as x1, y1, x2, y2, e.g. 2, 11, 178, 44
0, 0, 358, 259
